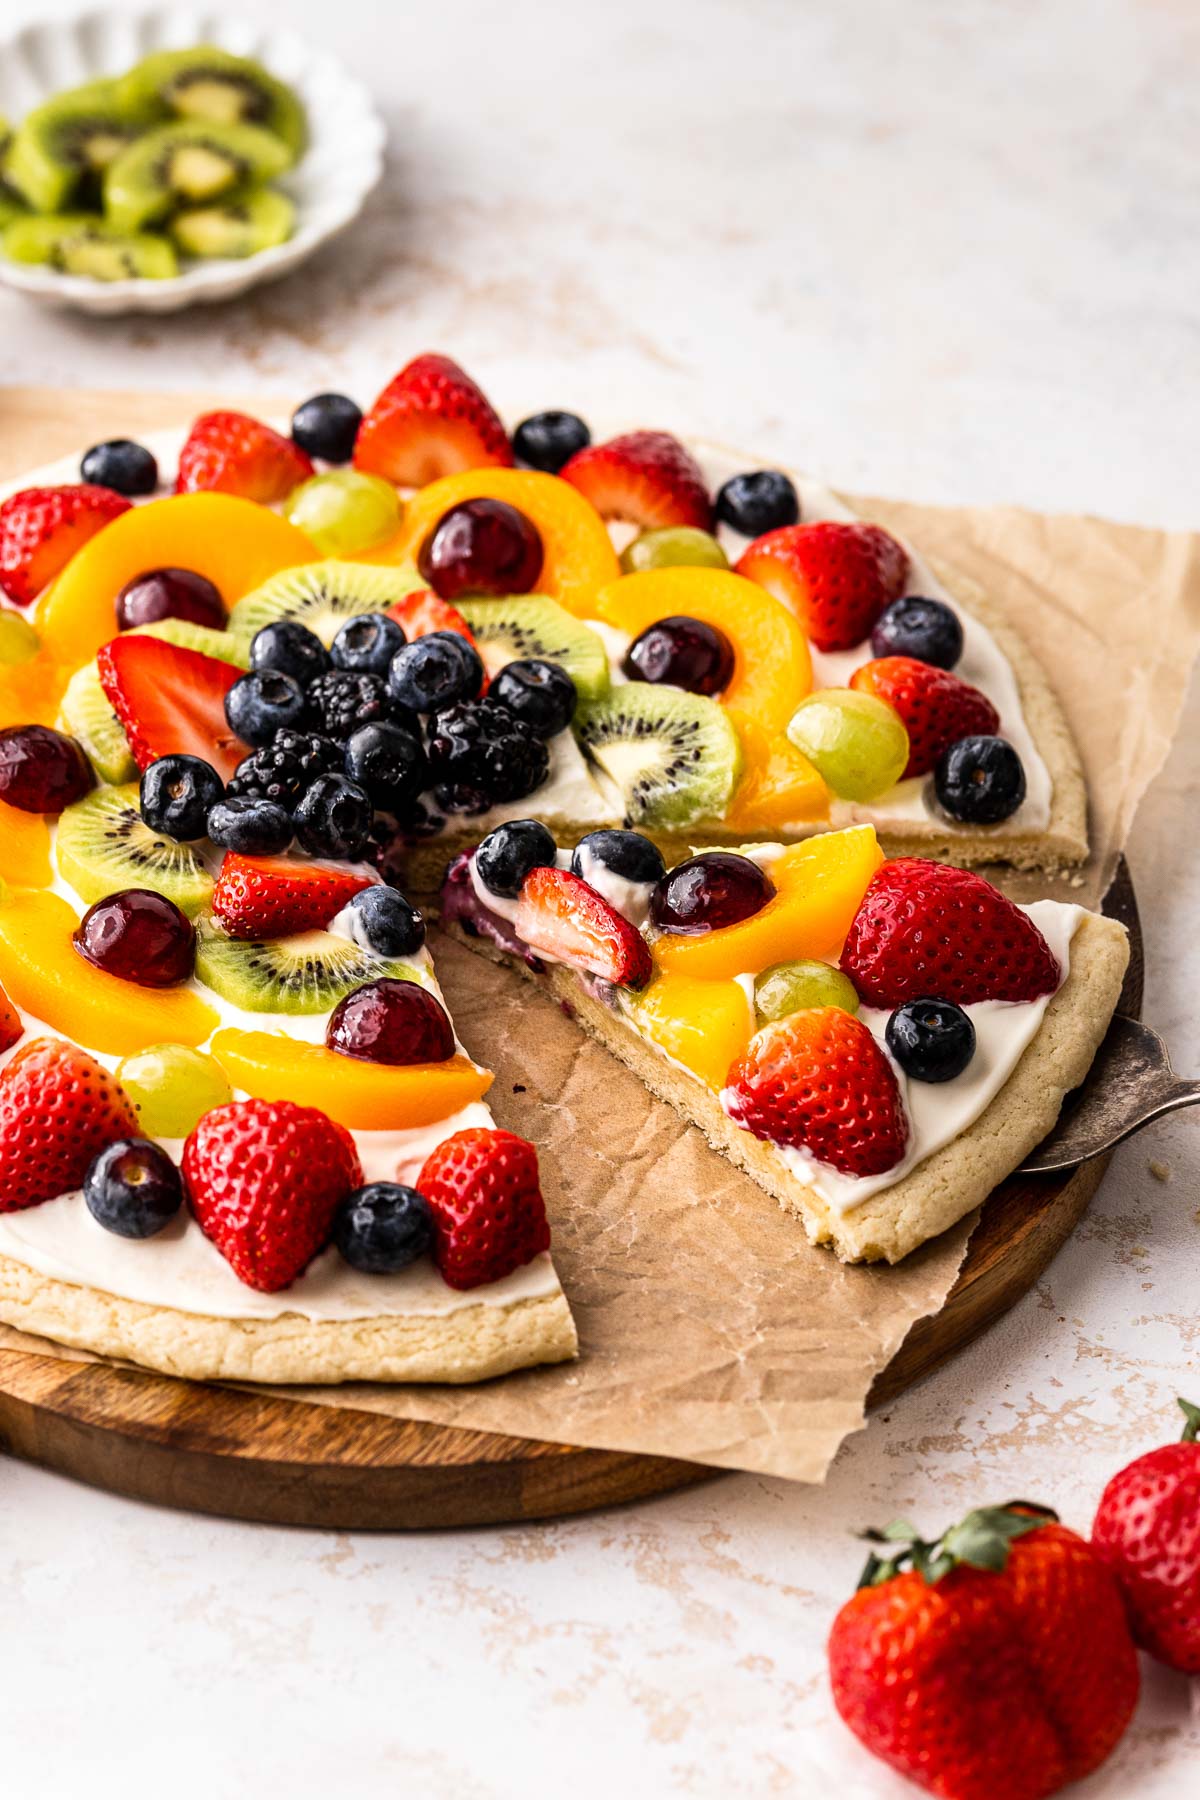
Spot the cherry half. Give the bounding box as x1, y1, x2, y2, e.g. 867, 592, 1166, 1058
326, 978, 456, 1065
418, 499, 544, 601
623, 615, 734, 697
73, 888, 196, 987
116, 568, 227, 632
650, 852, 775, 936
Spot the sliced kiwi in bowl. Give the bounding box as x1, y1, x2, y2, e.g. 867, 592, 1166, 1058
3, 214, 177, 281
169, 185, 294, 261
57, 784, 214, 915
457, 596, 611, 706
117, 48, 306, 161
5, 79, 155, 213
574, 685, 743, 829
228, 561, 426, 648
103, 120, 292, 234
195, 918, 420, 1015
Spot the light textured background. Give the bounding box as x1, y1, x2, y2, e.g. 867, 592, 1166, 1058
1, 1, 1198, 1793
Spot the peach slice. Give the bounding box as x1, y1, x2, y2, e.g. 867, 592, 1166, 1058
0, 656, 68, 731
365, 468, 620, 618
652, 825, 884, 981
725, 720, 831, 831
634, 972, 753, 1089
0, 800, 53, 887
37, 494, 318, 670
0, 888, 218, 1054
209, 1031, 493, 1130
592, 567, 812, 737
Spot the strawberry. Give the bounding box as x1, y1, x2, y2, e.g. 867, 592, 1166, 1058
840, 859, 1062, 1007
0, 1037, 139, 1211
385, 588, 488, 691
175, 410, 314, 503
850, 656, 1001, 776
0, 484, 130, 607
723, 1006, 907, 1176
1092, 1397, 1200, 1672
418, 1127, 550, 1290
560, 430, 711, 530
97, 633, 247, 782
183, 1098, 362, 1292
354, 354, 512, 487
0, 979, 20, 1055
736, 521, 909, 652
513, 865, 652, 989
211, 854, 375, 940
829, 1505, 1139, 1800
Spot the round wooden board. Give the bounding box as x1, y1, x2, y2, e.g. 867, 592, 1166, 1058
0, 867, 1143, 1531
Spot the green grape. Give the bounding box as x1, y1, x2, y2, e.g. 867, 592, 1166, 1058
786, 689, 909, 801
619, 526, 730, 576
754, 959, 860, 1026
116, 1042, 232, 1139
284, 470, 401, 557
0, 610, 40, 665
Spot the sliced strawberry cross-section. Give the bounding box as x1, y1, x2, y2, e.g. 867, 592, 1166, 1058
560, 430, 712, 531
97, 633, 248, 782
354, 354, 513, 488
513, 864, 652, 989
418, 1126, 551, 1290
211, 854, 377, 941
0, 484, 131, 607
175, 410, 314, 504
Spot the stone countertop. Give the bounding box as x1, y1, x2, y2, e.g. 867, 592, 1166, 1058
1, 1, 1198, 1793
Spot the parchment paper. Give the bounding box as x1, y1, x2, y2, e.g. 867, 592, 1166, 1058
1, 387, 1198, 1484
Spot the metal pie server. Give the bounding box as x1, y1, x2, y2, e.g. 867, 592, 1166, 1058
1019, 1015, 1200, 1174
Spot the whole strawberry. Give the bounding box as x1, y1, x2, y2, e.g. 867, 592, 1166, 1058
418, 1127, 551, 1289
1092, 1397, 1200, 1672
829, 1505, 1139, 1800
560, 430, 712, 531
183, 1098, 362, 1291
850, 656, 1000, 777
841, 859, 1061, 1007
0, 1037, 139, 1211
736, 521, 909, 652
176, 410, 314, 503
0, 483, 130, 606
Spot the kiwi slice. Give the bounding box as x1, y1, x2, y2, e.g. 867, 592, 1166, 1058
5, 80, 154, 214
457, 597, 611, 706
169, 184, 293, 260
574, 686, 743, 829
103, 120, 292, 234
228, 561, 426, 648
132, 618, 250, 667
57, 784, 214, 915
4, 214, 178, 280
118, 48, 306, 160
195, 917, 418, 1015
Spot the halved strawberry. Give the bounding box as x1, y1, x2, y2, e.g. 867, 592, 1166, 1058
212, 854, 376, 940
850, 656, 1000, 777
175, 411, 314, 503
418, 1126, 551, 1290
354, 354, 513, 488
513, 865, 652, 988
0, 978, 22, 1055
560, 430, 711, 530
0, 1037, 140, 1211
0, 484, 130, 607
736, 522, 909, 652
97, 634, 247, 782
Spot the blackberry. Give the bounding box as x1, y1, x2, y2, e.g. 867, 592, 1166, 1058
308, 669, 414, 743
426, 698, 550, 814
226, 730, 343, 809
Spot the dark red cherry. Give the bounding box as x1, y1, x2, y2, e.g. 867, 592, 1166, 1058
0, 724, 94, 814
326, 978, 455, 1065
623, 615, 735, 697
73, 888, 195, 987
649, 852, 775, 936
418, 499, 544, 600
116, 567, 226, 631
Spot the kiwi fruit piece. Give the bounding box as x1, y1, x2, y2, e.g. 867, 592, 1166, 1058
118, 48, 306, 160
5, 80, 154, 214
457, 597, 611, 707
228, 561, 426, 648
103, 120, 291, 233
195, 917, 418, 1015
57, 784, 214, 915
131, 618, 250, 667
169, 183, 293, 260
574, 685, 743, 829
3, 214, 177, 280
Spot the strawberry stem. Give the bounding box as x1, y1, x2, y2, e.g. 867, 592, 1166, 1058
1178, 1398, 1200, 1443
856, 1501, 1058, 1590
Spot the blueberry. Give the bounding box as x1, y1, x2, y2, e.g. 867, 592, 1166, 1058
388, 631, 484, 714
80, 438, 158, 497
206, 796, 293, 855
140, 754, 224, 841
347, 885, 426, 957
714, 470, 800, 537
571, 828, 665, 887
490, 658, 577, 739
935, 735, 1026, 824
291, 392, 363, 464
225, 670, 309, 748
512, 410, 591, 474
475, 819, 558, 898
886, 998, 976, 1083
871, 596, 963, 670
331, 612, 406, 677
84, 1139, 183, 1238
333, 1182, 433, 1273
343, 721, 427, 809
293, 773, 372, 859
249, 619, 330, 688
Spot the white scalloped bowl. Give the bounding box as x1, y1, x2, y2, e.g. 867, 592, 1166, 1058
0, 5, 385, 314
